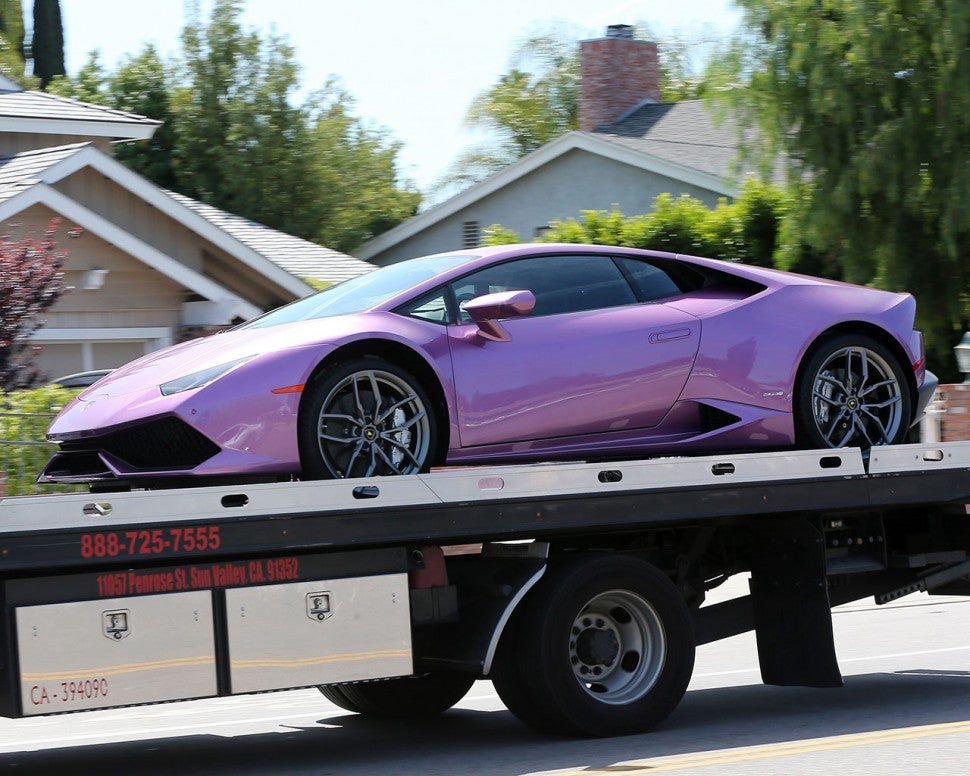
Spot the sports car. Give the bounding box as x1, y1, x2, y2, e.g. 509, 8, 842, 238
40, 244, 937, 488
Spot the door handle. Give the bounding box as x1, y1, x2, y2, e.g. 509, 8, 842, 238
648, 328, 693, 343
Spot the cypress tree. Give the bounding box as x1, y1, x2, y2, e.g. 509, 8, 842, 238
31, 0, 64, 89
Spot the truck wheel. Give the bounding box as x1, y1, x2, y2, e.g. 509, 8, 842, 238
318, 673, 475, 718
491, 555, 694, 737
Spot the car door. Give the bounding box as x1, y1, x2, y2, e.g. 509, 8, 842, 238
446, 253, 701, 449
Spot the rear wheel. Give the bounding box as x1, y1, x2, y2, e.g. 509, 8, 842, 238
299, 357, 437, 479
796, 334, 911, 450
319, 673, 475, 718
490, 555, 694, 737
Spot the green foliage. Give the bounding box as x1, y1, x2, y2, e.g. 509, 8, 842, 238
482, 224, 522, 246
467, 31, 581, 156
438, 25, 737, 198
31, 0, 64, 88
48, 0, 419, 254
46, 50, 104, 102
523, 184, 790, 265
0, 386, 81, 496
724, 0, 970, 379
434, 28, 582, 196
0, 0, 27, 82
108, 46, 176, 187
303, 81, 420, 251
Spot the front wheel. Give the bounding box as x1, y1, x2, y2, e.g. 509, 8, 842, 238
796, 334, 911, 450
299, 357, 437, 479
490, 555, 695, 737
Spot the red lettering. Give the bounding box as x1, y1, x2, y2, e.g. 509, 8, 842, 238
30, 686, 49, 705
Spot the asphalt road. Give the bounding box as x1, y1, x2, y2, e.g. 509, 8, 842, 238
2, 577, 970, 775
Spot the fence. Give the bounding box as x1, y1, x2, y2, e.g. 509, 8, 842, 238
0, 410, 82, 496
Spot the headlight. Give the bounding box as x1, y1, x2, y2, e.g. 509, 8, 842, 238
159, 356, 254, 396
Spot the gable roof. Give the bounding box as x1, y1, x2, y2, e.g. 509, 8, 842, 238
0, 143, 348, 318
0, 80, 160, 141
0, 143, 84, 202
358, 100, 756, 261
166, 192, 374, 285
593, 101, 745, 182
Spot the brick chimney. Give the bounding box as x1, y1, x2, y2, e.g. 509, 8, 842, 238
579, 24, 660, 132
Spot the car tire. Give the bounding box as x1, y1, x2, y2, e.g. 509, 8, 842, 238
318, 673, 475, 718
796, 334, 912, 450
490, 554, 695, 737
299, 357, 437, 479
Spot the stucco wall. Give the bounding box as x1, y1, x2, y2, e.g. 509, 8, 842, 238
370, 149, 727, 265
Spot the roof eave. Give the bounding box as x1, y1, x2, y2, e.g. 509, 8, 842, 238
0, 116, 160, 141
28, 144, 314, 299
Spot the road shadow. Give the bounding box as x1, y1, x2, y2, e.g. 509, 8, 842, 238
2, 670, 970, 775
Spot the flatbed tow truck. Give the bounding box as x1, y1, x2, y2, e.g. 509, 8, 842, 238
2, 441, 970, 737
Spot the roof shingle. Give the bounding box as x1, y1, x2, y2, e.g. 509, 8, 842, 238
593, 100, 781, 184
0, 143, 89, 205
166, 192, 374, 285
0, 90, 160, 128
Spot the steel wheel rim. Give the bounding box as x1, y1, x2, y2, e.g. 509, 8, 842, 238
811, 346, 903, 448
316, 369, 431, 478
568, 589, 667, 705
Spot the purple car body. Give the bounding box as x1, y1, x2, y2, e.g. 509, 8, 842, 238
40, 244, 936, 486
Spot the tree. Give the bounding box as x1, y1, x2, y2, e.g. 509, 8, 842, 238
304, 81, 420, 252
31, 0, 64, 88
0, 0, 26, 81
108, 46, 176, 189
437, 25, 735, 198
723, 0, 970, 379
46, 0, 419, 252
45, 50, 105, 102
435, 30, 581, 196
0, 219, 68, 391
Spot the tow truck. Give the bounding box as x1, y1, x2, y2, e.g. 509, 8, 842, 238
2, 441, 970, 737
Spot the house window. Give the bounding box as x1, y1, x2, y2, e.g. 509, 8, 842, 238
462, 221, 480, 249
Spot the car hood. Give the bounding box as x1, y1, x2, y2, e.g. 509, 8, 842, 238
73, 315, 377, 402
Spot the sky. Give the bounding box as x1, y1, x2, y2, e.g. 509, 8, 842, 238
57, 0, 742, 195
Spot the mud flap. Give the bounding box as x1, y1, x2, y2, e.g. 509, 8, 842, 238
749, 515, 843, 688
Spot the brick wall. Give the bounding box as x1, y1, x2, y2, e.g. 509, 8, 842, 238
936, 383, 970, 442
580, 27, 660, 132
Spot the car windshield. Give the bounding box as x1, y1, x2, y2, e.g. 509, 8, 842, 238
240, 253, 475, 329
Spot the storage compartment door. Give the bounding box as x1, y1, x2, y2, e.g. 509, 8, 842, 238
225, 574, 412, 693
17, 590, 217, 715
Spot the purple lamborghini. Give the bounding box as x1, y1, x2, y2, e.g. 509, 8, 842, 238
40, 244, 937, 487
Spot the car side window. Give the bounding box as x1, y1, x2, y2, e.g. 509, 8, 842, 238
449, 254, 638, 322
398, 291, 452, 324
615, 258, 690, 301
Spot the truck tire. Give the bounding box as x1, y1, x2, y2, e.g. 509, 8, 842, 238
318, 673, 475, 718
490, 554, 694, 737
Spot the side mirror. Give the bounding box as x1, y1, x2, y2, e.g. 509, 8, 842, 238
462, 290, 536, 342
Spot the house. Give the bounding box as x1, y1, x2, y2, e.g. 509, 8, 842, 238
358, 25, 765, 266
0, 74, 373, 381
